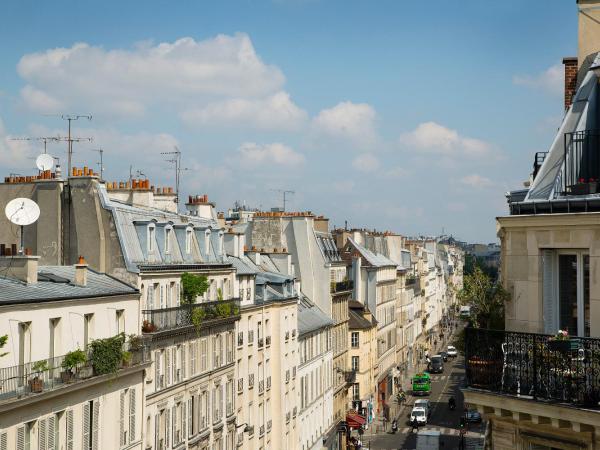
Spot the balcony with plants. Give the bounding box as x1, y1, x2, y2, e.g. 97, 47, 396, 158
330, 279, 354, 294
142, 273, 240, 334
465, 327, 600, 409
0, 333, 148, 403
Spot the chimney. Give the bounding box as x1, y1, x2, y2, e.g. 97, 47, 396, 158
0, 255, 39, 284
563, 57, 578, 110
75, 255, 88, 287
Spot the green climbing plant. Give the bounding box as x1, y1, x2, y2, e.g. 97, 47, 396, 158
89, 333, 126, 375
181, 272, 210, 304
0, 335, 8, 358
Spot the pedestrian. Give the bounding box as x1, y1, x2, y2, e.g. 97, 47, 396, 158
411, 417, 419, 433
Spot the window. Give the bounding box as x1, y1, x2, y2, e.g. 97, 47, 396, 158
83, 400, 100, 450
49, 318, 60, 362
37, 414, 59, 450
119, 388, 137, 447
148, 224, 155, 252
200, 338, 207, 372
204, 230, 211, 257
116, 310, 125, 334
352, 383, 360, 400
165, 227, 172, 254
351, 332, 359, 348
542, 250, 590, 336
352, 356, 359, 371
147, 284, 155, 310
186, 228, 193, 254
16, 421, 33, 450
84, 315, 93, 350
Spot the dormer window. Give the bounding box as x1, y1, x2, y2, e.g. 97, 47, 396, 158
204, 229, 211, 256
186, 228, 193, 254
218, 231, 224, 257
165, 226, 173, 254
147, 224, 156, 253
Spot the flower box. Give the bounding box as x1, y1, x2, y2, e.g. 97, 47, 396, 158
548, 339, 571, 352
28, 377, 43, 393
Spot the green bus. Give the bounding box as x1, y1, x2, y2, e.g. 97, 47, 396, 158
412, 373, 431, 396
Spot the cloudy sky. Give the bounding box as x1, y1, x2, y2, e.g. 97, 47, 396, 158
0, 1, 575, 242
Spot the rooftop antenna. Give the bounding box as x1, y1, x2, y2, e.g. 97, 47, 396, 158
270, 189, 295, 211
45, 114, 92, 176
9, 136, 63, 154
91, 149, 104, 181
161, 146, 189, 206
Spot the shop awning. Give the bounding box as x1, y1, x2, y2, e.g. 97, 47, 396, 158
346, 412, 366, 429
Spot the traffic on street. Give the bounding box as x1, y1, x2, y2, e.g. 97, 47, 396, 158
360, 347, 485, 449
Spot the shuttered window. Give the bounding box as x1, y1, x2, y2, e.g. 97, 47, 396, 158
16, 426, 24, 450
165, 409, 170, 449
129, 388, 136, 443
47, 416, 56, 450
165, 350, 171, 386
83, 403, 90, 450
119, 391, 126, 446
181, 344, 186, 380
92, 401, 99, 450
66, 410, 74, 450
0, 431, 6, 450
39, 418, 47, 450
189, 341, 197, 376
155, 351, 162, 390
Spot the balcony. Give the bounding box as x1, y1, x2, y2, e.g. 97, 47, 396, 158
286, 412, 290, 423
465, 328, 600, 409
331, 280, 354, 293
563, 130, 600, 195
249, 373, 255, 388
259, 425, 265, 436
292, 366, 296, 378
142, 299, 240, 333
237, 332, 244, 347
237, 378, 243, 392
344, 370, 357, 384
259, 380, 264, 394
258, 337, 264, 348
285, 331, 290, 341
0, 344, 148, 403
285, 370, 290, 383
405, 275, 417, 287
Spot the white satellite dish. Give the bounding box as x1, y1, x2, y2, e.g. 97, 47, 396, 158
36, 153, 54, 171
5, 198, 40, 255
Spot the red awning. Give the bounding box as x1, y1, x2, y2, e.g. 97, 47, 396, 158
346, 413, 366, 429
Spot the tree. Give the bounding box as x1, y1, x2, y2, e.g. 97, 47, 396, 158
458, 266, 509, 330
181, 272, 210, 304
0, 334, 7, 358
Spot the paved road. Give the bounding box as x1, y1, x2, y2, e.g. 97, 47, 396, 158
361, 355, 485, 449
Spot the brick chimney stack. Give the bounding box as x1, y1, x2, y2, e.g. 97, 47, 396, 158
563, 57, 578, 110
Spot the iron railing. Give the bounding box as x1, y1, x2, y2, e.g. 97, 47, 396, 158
563, 130, 600, 195
0, 345, 147, 402
465, 328, 600, 408
266, 336, 271, 346
533, 151, 548, 181
331, 280, 354, 293
142, 299, 240, 333
259, 380, 264, 394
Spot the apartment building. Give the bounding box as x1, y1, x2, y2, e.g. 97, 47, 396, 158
463, 7, 600, 448
0, 178, 241, 450
347, 300, 378, 425
0, 257, 147, 450
338, 236, 398, 418
298, 297, 334, 450
227, 243, 299, 450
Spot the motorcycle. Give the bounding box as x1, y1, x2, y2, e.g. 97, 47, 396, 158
391, 420, 398, 434
449, 397, 456, 410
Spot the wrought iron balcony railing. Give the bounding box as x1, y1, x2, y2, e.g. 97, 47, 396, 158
237, 332, 243, 347
258, 338, 264, 348
563, 130, 600, 195
465, 327, 600, 408
237, 378, 243, 392
142, 299, 240, 333
259, 380, 264, 394
344, 370, 357, 384
331, 280, 354, 293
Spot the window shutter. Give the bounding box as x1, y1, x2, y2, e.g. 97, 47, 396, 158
39, 418, 47, 450
190, 342, 196, 376
171, 406, 177, 446
92, 401, 100, 450
47, 416, 56, 450
182, 402, 186, 441
187, 398, 193, 437
172, 348, 177, 382
155, 351, 161, 390
0, 432, 6, 450
542, 250, 558, 334
129, 388, 136, 443
165, 409, 170, 449
154, 415, 159, 450
83, 403, 90, 450
181, 344, 186, 380
166, 350, 171, 386
160, 286, 164, 309
16, 426, 24, 450
119, 391, 126, 446
66, 410, 74, 450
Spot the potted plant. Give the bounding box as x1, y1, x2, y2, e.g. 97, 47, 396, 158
29, 360, 48, 393
121, 351, 132, 367
548, 330, 571, 352
141, 320, 156, 333
128, 334, 144, 364
89, 334, 126, 375
61, 349, 87, 382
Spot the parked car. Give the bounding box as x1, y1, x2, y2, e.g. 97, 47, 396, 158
440, 351, 448, 361
414, 399, 431, 417
465, 409, 482, 423
410, 407, 428, 426
428, 355, 444, 373
447, 345, 458, 357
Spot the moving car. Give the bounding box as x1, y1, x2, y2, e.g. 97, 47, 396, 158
414, 399, 431, 417
410, 406, 428, 426
447, 345, 458, 357
428, 355, 444, 373
439, 351, 448, 361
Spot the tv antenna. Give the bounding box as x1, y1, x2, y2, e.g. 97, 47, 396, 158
270, 189, 295, 211
45, 114, 92, 176
10, 136, 63, 154
91, 149, 104, 180
161, 146, 189, 205
5, 198, 40, 254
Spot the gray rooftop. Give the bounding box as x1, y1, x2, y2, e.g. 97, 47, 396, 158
298, 296, 333, 336
0, 266, 137, 305
348, 237, 397, 268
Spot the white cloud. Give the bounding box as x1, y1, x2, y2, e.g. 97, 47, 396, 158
332, 180, 355, 193
181, 91, 307, 131
17, 34, 304, 130
352, 153, 379, 172
313, 101, 377, 147
513, 64, 563, 96
459, 174, 493, 188
0, 117, 35, 169
236, 142, 305, 167
399, 121, 492, 158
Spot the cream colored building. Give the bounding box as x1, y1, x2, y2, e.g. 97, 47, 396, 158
0, 258, 147, 450
463, 8, 600, 448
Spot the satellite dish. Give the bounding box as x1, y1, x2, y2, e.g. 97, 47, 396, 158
36, 153, 54, 171
5, 198, 40, 226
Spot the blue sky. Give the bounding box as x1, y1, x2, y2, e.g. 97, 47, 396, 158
0, 0, 576, 242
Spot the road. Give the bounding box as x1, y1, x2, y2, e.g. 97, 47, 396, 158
361, 354, 485, 449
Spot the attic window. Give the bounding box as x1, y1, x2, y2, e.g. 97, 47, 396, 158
205, 229, 211, 256
165, 227, 173, 254
148, 224, 156, 252
186, 228, 193, 254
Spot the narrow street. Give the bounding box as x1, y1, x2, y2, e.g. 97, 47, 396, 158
361, 354, 485, 449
